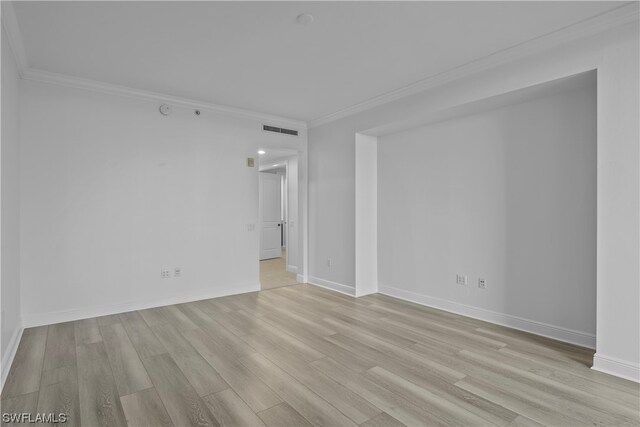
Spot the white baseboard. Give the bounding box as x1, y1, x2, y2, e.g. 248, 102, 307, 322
592, 353, 640, 383
379, 285, 596, 349
286, 265, 298, 274
22, 283, 260, 328
355, 287, 378, 298
296, 274, 305, 283
1, 324, 24, 392
308, 276, 356, 296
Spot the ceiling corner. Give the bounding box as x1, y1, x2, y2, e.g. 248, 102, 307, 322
1, 1, 29, 76
307, 1, 640, 129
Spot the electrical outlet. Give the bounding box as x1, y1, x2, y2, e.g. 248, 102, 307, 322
456, 274, 467, 285
161, 269, 171, 279
478, 278, 486, 289
327, 258, 332, 268
174, 267, 181, 277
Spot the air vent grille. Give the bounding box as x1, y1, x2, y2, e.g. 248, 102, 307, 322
263, 125, 298, 136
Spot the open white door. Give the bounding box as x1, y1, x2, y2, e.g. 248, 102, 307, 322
259, 172, 282, 260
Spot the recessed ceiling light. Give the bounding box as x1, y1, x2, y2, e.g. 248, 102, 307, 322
296, 13, 314, 25
272, 164, 278, 167
258, 150, 266, 155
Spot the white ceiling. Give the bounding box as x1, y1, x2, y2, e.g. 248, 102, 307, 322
12, 1, 623, 122
367, 70, 597, 136
258, 148, 297, 168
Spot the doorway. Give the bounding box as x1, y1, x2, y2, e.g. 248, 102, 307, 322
258, 149, 299, 290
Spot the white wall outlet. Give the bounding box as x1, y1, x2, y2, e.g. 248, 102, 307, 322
478, 278, 486, 289
174, 267, 181, 277
327, 258, 332, 268
456, 274, 468, 285
161, 269, 171, 279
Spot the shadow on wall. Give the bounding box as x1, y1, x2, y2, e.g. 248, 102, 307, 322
502, 85, 596, 337
376, 77, 597, 343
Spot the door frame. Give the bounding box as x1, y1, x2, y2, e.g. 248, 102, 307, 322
257, 149, 305, 284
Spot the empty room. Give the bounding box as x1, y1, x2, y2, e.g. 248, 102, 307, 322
1, 2, 638, 426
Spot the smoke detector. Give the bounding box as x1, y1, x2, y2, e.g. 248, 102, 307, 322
159, 104, 172, 116
296, 13, 314, 25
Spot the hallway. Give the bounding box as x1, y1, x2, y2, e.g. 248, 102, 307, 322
260, 250, 298, 290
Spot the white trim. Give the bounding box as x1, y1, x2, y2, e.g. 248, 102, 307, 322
379, 285, 596, 349
3, 1, 636, 131
286, 265, 298, 274
0, 2, 305, 129
296, 274, 305, 283
22, 283, 259, 328
21, 68, 306, 129
308, 276, 356, 297
1, 325, 24, 392
308, 2, 639, 128
592, 354, 640, 383
0, 1, 28, 76
301, 150, 309, 286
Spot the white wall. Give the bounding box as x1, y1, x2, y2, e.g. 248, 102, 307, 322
308, 22, 638, 380
19, 80, 303, 326
378, 86, 596, 342
286, 156, 299, 273
308, 121, 356, 289
1, 24, 22, 386
355, 133, 377, 297
593, 22, 640, 382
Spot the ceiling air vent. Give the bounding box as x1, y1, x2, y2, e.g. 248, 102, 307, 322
263, 124, 298, 136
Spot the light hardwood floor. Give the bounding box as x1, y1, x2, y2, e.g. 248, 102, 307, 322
1, 284, 638, 426
260, 250, 298, 290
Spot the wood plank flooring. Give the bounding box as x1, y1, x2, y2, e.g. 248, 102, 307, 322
2, 284, 638, 426
260, 250, 298, 290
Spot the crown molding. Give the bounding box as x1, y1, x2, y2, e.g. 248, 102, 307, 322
4, 1, 637, 130
21, 68, 307, 128
1, 1, 28, 76
308, 1, 640, 129
2, 1, 305, 129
